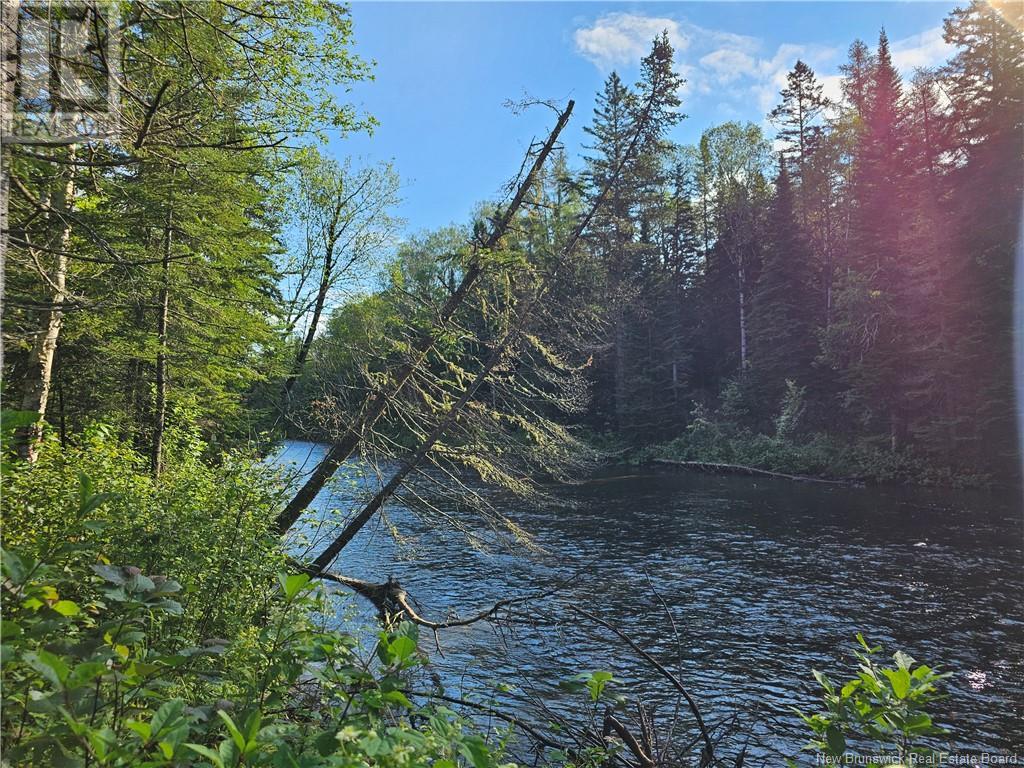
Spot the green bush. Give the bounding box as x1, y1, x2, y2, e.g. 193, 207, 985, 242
793, 635, 949, 766
0, 492, 519, 767
2, 426, 286, 643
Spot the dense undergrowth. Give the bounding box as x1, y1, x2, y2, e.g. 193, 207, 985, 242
623, 383, 994, 488
1, 431, 524, 768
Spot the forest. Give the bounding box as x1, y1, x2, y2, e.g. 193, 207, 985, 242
1, 1, 1022, 766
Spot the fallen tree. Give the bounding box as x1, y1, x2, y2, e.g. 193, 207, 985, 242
298, 40, 687, 576
272, 100, 575, 534
648, 458, 863, 486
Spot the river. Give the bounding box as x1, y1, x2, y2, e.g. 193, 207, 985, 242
272, 440, 1024, 761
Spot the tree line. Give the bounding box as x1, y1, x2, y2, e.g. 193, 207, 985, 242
569, 4, 1021, 482
288, 2, 1022, 485
3, 0, 1021, 514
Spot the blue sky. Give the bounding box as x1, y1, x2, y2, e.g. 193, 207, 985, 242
327, 2, 957, 236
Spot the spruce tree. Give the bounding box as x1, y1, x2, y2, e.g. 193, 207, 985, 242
940, 0, 1024, 472
748, 161, 816, 412
769, 60, 832, 196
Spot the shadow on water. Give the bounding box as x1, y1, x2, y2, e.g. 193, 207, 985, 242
271, 440, 1024, 757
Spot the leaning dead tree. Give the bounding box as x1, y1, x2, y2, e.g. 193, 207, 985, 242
272, 100, 575, 534
296, 61, 682, 572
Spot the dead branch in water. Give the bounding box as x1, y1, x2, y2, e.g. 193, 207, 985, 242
313, 568, 557, 630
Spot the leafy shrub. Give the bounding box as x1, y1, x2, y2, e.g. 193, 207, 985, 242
0, 499, 519, 768
773, 380, 806, 442
793, 635, 949, 766
2, 426, 286, 643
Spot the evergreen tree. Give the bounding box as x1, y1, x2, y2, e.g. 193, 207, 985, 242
839, 40, 877, 120
769, 60, 832, 197
824, 30, 911, 448
940, 0, 1024, 472
748, 162, 816, 410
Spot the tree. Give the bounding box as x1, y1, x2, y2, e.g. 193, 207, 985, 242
839, 40, 877, 120
3, 1, 375, 460
938, 0, 1024, 472
274, 100, 575, 533
748, 161, 816, 409
769, 60, 833, 201
699, 122, 771, 375
277, 152, 400, 412
769, 60, 836, 333
824, 30, 911, 449
581, 32, 687, 435
295, 35, 692, 558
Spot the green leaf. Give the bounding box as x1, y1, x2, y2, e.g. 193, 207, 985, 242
883, 667, 911, 699
361, 733, 387, 757
217, 709, 246, 751
460, 736, 491, 768
387, 635, 416, 664
893, 650, 916, 670
382, 690, 412, 708
52, 600, 80, 617
152, 699, 186, 739
825, 725, 846, 756
185, 743, 225, 768
219, 737, 240, 766
313, 729, 338, 756
586, 670, 615, 701
1, 548, 28, 584
91, 565, 127, 585
278, 572, 311, 599
243, 710, 262, 743
24, 650, 69, 687
905, 712, 932, 733
67, 661, 107, 688
149, 599, 184, 616
89, 726, 117, 759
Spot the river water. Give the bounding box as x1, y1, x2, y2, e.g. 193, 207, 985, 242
272, 440, 1024, 761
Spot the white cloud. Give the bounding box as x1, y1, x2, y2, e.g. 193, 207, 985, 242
820, 73, 844, 105
890, 26, 952, 73
571, 12, 951, 126
573, 12, 838, 110
747, 43, 839, 114
699, 49, 756, 84
573, 13, 688, 70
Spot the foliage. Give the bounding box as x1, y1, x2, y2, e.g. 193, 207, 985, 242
638, 385, 990, 486
3, 0, 377, 457
1, 425, 286, 642
569, 3, 1021, 482
774, 380, 807, 442
794, 635, 949, 766
0, 469, 527, 768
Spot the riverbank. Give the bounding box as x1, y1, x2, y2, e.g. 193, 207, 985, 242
590, 430, 1000, 489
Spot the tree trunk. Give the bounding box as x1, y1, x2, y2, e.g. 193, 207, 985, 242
281, 253, 333, 405
273, 100, 574, 534
1, 0, 14, 366
18, 148, 76, 460
738, 262, 748, 371
614, 310, 628, 428
304, 89, 664, 561
151, 207, 173, 476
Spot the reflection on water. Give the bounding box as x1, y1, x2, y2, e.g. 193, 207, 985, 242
271, 440, 1024, 757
